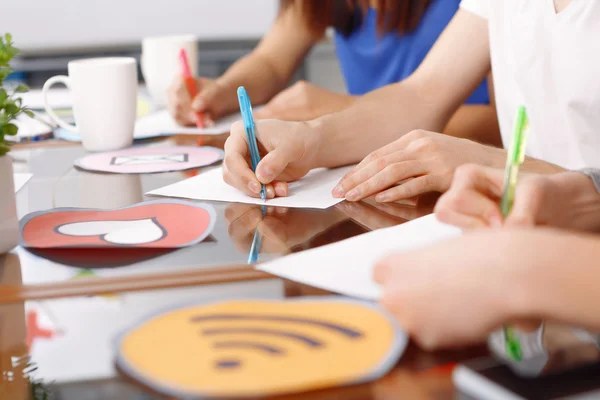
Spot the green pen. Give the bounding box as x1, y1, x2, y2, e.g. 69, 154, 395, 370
500, 105, 530, 362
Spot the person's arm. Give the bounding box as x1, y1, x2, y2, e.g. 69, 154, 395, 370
518, 231, 600, 333
168, 4, 318, 125
309, 9, 492, 168
214, 5, 319, 111
443, 73, 502, 146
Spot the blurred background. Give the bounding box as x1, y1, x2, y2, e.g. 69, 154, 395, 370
1, 0, 346, 91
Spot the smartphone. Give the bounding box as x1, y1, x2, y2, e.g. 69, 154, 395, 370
454, 357, 600, 400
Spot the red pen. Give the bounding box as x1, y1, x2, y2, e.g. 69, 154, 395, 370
179, 48, 205, 129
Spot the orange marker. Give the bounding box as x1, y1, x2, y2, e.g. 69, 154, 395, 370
179, 48, 204, 129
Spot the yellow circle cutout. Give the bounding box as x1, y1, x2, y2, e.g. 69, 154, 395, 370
117, 297, 406, 398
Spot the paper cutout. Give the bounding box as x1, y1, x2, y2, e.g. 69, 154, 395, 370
26, 309, 60, 350
116, 297, 406, 398
20, 200, 216, 249
257, 214, 462, 299
74, 146, 223, 174
148, 166, 353, 209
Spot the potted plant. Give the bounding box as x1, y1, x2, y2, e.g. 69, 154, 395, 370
0, 33, 33, 253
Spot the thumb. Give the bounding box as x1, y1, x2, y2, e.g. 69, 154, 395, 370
255, 148, 293, 184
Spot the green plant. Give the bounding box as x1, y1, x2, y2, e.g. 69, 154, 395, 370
0, 33, 33, 156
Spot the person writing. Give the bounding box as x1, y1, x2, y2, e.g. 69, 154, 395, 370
223, 1, 600, 202
168, 0, 495, 140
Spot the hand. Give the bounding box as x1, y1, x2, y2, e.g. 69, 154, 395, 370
332, 130, 504, 203
225, 204, 346, 253
254, 81, 355, 121
167, 77, 235, 126
373, 229, 547, 350
435, 165, 600, 230
223, 119, 320, 198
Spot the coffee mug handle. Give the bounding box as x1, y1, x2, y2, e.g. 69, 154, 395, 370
43, 76, 79, 134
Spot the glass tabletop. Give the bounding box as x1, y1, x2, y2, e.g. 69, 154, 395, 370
7, 142, 400, 291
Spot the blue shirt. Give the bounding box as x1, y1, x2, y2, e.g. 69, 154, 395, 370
334, 1, 489, 104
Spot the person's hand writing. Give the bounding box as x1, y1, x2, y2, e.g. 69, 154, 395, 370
222, 119, 321, 198
167, 77, 236, 127
373, 229, 556, 350
332, 130, 505, 203
435, 165, 600, 230
254, 81, 355, 121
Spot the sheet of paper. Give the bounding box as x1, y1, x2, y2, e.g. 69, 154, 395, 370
148, 166, 353, 209
257, 214, 462, 299
135, 109, 240, 138
14, 173, 33, 193
21, 88, 73, 110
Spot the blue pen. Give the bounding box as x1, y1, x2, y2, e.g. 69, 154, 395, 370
237, 86, 266, 201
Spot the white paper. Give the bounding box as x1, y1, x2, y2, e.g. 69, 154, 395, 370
13, 172, 33, 193
148, 166, 353, 209
135, 109, 240, 138
21, 88, 73, 109
257, 214, 462, 299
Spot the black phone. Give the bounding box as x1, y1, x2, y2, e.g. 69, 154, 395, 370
454, 357, 600, 400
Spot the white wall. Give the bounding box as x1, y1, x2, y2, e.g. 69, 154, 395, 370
2, 0, 278, 53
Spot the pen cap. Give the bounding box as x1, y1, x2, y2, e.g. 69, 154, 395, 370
237, 86, 254, 131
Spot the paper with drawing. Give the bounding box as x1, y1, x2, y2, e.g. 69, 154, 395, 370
257, 214, 462, 299
148, 166, 353, 209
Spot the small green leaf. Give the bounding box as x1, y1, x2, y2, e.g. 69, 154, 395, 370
23, 109, 35, 118
14, 84, 29, 93
4, 33, 12, 44
3, 123, 17, 136
0, 88, 6, 103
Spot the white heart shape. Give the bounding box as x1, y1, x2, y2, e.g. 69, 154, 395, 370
57, 218, 164, 245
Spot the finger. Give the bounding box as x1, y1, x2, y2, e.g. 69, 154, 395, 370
452, 164, 505, 199
373, 257, 395, 285
345, 161, 426, 202
505, 183, 545, 227
435, 191, 503, 228
273, 181, 289, 197
374, 175, 441, 202
223, 131, 262, 197
255, 148, 293, 184
334, 152, 409, 197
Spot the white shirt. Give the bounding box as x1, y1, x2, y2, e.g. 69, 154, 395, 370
460, 0, 600, 169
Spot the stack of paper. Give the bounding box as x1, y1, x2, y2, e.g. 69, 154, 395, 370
256, 214, 462, 299
134, 109, 240, 138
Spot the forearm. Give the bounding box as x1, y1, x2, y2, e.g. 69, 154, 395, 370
217, 52, 291, 113
310, 79, 451, 168
443, 104, 502, 146
520, 231, 600, 331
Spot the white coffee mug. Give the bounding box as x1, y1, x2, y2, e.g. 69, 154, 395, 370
141, 35, 198, 107
43, 57, 138, 152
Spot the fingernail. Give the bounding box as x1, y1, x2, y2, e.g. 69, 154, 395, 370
257, 166, 273, 181
345, 189, 360, 201
489, 215, 503, 228
332, 185, 344, 198
266, 186, 275, 199
248, 181, 260, 194
375, 194, 389, 203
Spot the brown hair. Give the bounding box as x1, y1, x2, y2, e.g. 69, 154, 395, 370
280, 0, 433, 37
